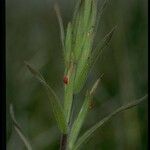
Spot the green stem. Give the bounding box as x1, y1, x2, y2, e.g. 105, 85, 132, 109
60, 134, 68, 150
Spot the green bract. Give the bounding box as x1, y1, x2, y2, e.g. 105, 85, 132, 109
72, 0, 97, 93
62, 0, 115, 94
25, 62, 67, 134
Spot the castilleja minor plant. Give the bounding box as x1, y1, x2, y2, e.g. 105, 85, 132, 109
10, 0, 147, 150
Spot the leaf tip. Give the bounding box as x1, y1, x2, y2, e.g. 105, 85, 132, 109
24, 61, 38, 77
90, 73, 104, 95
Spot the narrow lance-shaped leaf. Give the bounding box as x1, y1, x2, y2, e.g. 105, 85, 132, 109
72, 0, 82, 24
89, 0, 98, 33
72, 1, 98, 94
25, 62, 67, 133
73, 27, 115, 94
64, 62, 75, 124
65, 22, 72, 67
9, 104, 32, 150
73, 27, 114, 93
73, 94, 148, 150
83, 0, 92, 29
72, 1, 112, 94
94, 0, 109, 33
73, 0, 97, 61
73, 29, 93, 93
91, 26, 116, 68
72, 8, 80, 49
54, 3, 65, 52
68, 78, 101, 149
73, 5, 85, 60
68, 91, 91, 150
74, 62, 90, 94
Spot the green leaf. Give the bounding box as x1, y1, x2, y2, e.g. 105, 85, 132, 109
72, 0, 82, 23
65, 22, 72, 67
73, 0, 97, 60
74, 62, 90, 93
9, 104, 32, 150
73, 27, 116, 94
91, 26, 116, 68
72, 0, 99, 93
68, 91, 91, 149
54, 3, 65, 52
73, 31, 93, 93
24, 61, 45, 83
94, 0, 109, 32
25, 62, 67, 133
64, 62, 75, 124
73, 94, 148, 150
83, 0, 92, 29
73, 7, 85, 60
69, 78, 101, 149
89, 0, 98, 32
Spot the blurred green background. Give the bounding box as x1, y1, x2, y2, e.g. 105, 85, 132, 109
6, 0, 148, 149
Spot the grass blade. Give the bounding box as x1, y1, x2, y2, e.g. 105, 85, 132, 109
68, 91, 91, 149
69, 78, 101, 149
74, 62, 90, 93
65, 22, 72, 67
94, 0, 109, 32
25, 62, 67, 133
54, 3, 65, 52
74, 94, 148, 150
64, 62, 75, 124
9, 104, 32, 150
91, 26, 116, 68
83, 0, 92, 29
73, 7, 85, 60
72, 0, 82, 23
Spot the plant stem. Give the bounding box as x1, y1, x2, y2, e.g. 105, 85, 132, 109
60, 134, 68, 150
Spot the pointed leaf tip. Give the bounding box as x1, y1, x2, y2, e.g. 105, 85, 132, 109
9, 104, 33, 150
90, 74, 104, 95
24, 61, 37, 76
24, 61, 45, 84
24, 62, 67, 133
104, 25, 116, 45
54, 3, 65, 51
74, 94, 147, 150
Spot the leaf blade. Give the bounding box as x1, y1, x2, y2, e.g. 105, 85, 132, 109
74, 94, 148, 150
54, 3, 65, 52
10, 104, 33, 150
25, 62, 67, 133
65, 22, 72, 67
64, 62, 75, 124
69, 78, 101, 149
68, 91, 91, 149
91, 26, 116, 68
